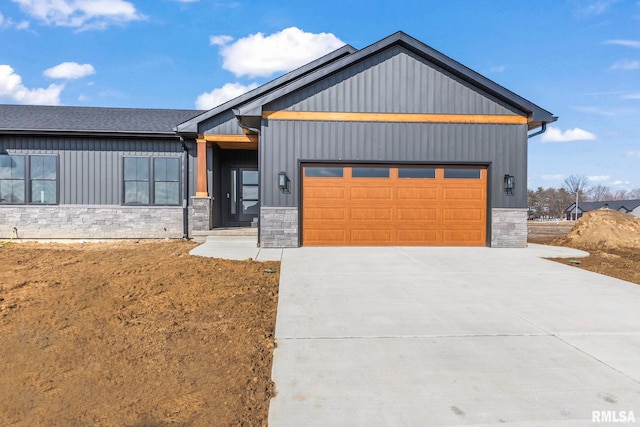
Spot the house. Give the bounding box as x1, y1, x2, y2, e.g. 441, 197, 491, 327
0, 31, 556, 247
565, 200, 640, 220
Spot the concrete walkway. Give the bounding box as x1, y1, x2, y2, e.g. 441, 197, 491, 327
269, 244, 640, 426
189, 235, 282, 261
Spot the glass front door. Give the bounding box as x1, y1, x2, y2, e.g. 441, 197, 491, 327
225, 167, 258, 224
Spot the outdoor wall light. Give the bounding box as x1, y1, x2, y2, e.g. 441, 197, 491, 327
278, 171, 289, 193
504, 174, 515, 196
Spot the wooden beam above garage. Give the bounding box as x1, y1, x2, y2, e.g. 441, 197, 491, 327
199, 133, 258, 150
262, 111, 528, 125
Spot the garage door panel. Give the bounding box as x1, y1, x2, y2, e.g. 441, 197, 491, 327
397, 208, 438, 221
350, 228, 394, 244
302, 165, 486, 246
396, 187, 438, 200
442, 187, 485, 201
303, 186, 346, 200
350, 208, 393, 221
350, 187, 393, 200
304, 207, 347, 220
397, 229, 440, 243
442, 208, 484, 221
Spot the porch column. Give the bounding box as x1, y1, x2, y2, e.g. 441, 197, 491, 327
196, 137, 208, 196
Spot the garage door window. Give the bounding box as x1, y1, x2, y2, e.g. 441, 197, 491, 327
352, 167, 390, 178
398, 167, 436, 178
444, 168, 481, 179
305, 166, 343, 177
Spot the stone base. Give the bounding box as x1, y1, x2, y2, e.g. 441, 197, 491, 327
491, 208, 528, 248
260, 207, 298, 248
190, 196, 212, 233
0, 205, 183, 239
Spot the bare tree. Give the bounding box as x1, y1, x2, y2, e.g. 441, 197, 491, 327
563, 175, 589, 199
587, 184, 612, 201
611, 189, 629, 200
628, 188, 640, 199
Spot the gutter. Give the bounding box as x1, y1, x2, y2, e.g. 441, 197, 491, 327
179, 136, 189, 239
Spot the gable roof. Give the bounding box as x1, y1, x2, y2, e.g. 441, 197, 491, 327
174, 44, 357, 134
566, 200, 640, 213
0, 104, 204, 136
232, 31, 557, 131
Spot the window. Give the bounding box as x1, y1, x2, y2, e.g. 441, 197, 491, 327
398, 167, 436, 178
0, 155, 25, 203
305, 166, 343, 177
0, 154, 58, 204
352, 167, 390, 178
123, 156, 180, 205
30, 156, 57, 204
154, 158, 180, 205
444, 168, 482, 179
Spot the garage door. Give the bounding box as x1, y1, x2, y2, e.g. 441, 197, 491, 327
302, 165, 487, 246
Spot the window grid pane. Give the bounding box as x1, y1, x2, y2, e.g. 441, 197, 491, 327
30, 156, 57, 204
352, 167, 390, 178
0, 155, 26, 203
444, 168, 482, 179
153, 158, 180, 205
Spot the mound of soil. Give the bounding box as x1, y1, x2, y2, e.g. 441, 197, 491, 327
0, 241, 279, 427
552, 209, 640, 251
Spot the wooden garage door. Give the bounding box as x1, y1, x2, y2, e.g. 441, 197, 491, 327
302, 165, 487, 246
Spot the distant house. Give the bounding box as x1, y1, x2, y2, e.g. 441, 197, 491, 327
1, 31, 557, 247
565, 200, 640, 220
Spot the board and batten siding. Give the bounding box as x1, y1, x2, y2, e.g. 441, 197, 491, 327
260, 120, 527, 208
198, 110, 244, 135
0, 135, 196, 205
266, 45, 522, 116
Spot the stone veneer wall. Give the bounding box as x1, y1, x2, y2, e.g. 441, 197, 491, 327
0, 205, 183, 239
190, 197, 212, 233
491, 208, 528, 248
260, 206, 299, 248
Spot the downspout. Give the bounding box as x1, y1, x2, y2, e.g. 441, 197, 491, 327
527, 122, 547, 139
233, 109, 262, 246
179, 136, 189, 239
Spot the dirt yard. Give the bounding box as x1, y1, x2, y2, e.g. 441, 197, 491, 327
529, 210, 640, 285
0, 240, 280, 427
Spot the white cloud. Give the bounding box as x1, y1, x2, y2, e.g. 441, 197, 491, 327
610, 59, 640, 70
581, 0, 616, 15
574, 106, 616, 116
209, 34, 233, 46
195, 82, 259, 110
623, 93, 640, 99
215, 27, 345, 78
626, 151, 640, 158
604, 39, 640, 48
489, 65, 505, 73
0, 11, 30, 29
44, 62, 95, 79
540, 126, 597, 143
10, 0, 143, 29
542, 174, 565, 181
611, 180, 631, 186
588, 175, 611, 182
0, 64, 63, 105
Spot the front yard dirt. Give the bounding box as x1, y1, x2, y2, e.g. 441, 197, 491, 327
529, 209, 640, 285
0, 240, 279, 427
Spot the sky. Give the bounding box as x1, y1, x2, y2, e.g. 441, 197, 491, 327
1, 0, 639, 192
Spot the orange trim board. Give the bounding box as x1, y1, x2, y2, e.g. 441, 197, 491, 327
262, 111, 528, 124
199, 134, 258, 143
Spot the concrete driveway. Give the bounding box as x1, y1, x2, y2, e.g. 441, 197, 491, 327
268, 245, 640, 426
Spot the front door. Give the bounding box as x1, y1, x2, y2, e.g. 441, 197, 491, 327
225, 167, 259, 225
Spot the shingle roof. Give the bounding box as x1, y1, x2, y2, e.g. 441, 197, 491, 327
566, 200, 640, 213
0, 104, 204, 134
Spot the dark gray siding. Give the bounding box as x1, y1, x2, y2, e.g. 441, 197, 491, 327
260, 120, 527, 208
1, 135, 196, 205
266, 45, 522, 116
199, 110, 243, 135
